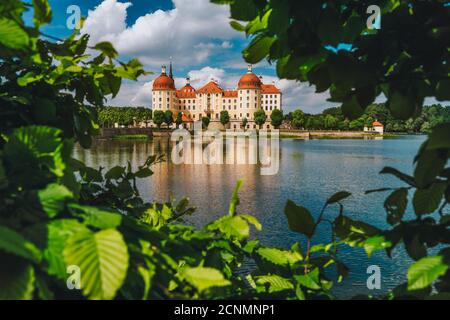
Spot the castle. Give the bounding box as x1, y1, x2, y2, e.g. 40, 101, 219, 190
151, 64, 282, 129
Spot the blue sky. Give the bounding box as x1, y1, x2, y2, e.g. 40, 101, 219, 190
25, 0, 343, 112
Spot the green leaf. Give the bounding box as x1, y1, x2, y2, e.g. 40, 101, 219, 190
183, 267, 230, 292
245, 9, 270, 35
240, 214, 262, 231
94, 41, 118, 59
33, 0, 52, 26
284, 200, 315, 237
326, 191, 351, 204
0, 253, 35, 300
407, 256, 448, 291
230, 0, 259, 21
243, 35, 275, 64
4, 126, 65, 183
413, 183, 446, 215
105, 166, 125, 180
435, 79, 450, 101
69, 204, 122, 229
24, 219, 90, 279
64, 229, 129, 300
255, 274, 293, 293
230, 20, 246, 32
380, 166, 416, 186
135, 167, 153, 178
317, 7, 341, 45
17, 71, 43, 86
387, 91, 419, 120
295, 268, 321, 290
414, 148, 446, 188
208, 215, 250, 240
267, 0, 290, 35
38, 183, 73, 218
228, 180, 243, 216
256, 247, 302, 266
384, 188, 408, 225
425, 123, 450, 150
341, 95, 364, 120
405, 235, 427, 261
0, 226, 41, 262
0, 18, 29, 50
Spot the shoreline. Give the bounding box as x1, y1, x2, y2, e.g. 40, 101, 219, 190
97, 127, 416, 141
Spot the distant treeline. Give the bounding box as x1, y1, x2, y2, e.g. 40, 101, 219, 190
97, 104, 449, 133
284, 103, 450, 133
97, 106, 152, 127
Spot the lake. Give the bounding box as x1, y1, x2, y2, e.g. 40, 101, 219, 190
73, 134, 426, 298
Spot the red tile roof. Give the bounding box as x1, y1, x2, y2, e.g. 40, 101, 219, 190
373, 121, 383, 127
223, 90, 237, 97
261, 84, 281, 94
197, 81, 223, 94
238, 73, 262, 89
152, 74, 175, 90
182, 114, 193, 122
176, 84, 196, 98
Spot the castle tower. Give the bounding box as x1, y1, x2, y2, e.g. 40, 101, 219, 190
237, 64, 262, 122
152, 65, 176, 113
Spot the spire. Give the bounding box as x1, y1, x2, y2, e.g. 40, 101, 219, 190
247, 64, 252, 73
169, 57, 173, 79
186, 77, 190, 85
161, 65, 166, 74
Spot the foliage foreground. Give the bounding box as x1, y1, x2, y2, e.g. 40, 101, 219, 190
0, 0, 449, 300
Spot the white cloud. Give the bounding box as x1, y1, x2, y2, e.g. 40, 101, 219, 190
81, 0, 239, 67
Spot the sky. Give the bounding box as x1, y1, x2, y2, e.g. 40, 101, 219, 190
21, 0, 344, 113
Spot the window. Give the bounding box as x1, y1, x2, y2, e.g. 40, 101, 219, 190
247, 103, 249, 107
247, 90, 249, 94
246, 113, 249, 118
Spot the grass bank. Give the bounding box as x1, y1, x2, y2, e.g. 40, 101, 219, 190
112, 134, 149, 140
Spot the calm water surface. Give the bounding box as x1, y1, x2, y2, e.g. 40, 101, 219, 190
74, 135, 426, 298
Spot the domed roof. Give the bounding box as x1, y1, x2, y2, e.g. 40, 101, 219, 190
177, 78, 196, 98
373, 121, 383, 127
238, 65, 261, 90
153, 66, 175, 90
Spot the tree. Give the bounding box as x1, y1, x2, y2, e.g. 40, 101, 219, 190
241, 117, 248, 130
153, 110, 165, 129
176, 112, 183, 127
253, 110, 267, 129
164, 110, 174, 128
270, 109, 283, 128
323, 114, 338, 129
291, 109, 305, 129
201, 116, 210, 129
349, 118, 364, 130
220, 110, 230, 127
